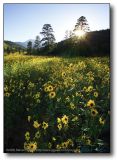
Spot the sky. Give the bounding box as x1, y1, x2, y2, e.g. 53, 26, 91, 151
4, 4, 110, 42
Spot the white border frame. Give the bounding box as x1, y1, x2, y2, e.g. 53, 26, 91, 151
1, 0, 116, 159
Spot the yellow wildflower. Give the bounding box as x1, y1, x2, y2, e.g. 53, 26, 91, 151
28, 116, 31, 122
44, 86, 49, 92
87, 100, 95, 108
69, 63, 73, 68
28, 142, 37, 153
33, 120, 41, 129
72, 116, 78, 122
52, 137, 56, 141
56, 144, 61, 150
35, 131, 41, 139
61, 142, 68, 149
87, 86, 93, 92
99, 117, 105, 125
5, 92, 10, 97
57, 123, 62, 130
34, 92, 40, 99
91, 108, 98, 117
74, 148, 80, 153
24, 142, 29, 151
25, 131, 30, 141
66, 96, 70, 102
57, 97, 61, 102
61, 115, 69, 125
70, 102, 75, 110
28, 82, 34, 88
67, 139, 74, 147
48, 142, 52, 149
57, 117, 61, 123
42, 121, 48, 130
62, 72, 66, 77
94, 92, 98, 97
86, 139, 91, 145
24, 141, 37, 153
81, 134, 86, 140
47, 85, 54, 92
75, 92, 79, 96
4, 86, 8, 92
83, 86, 87, 92
49, 91, 56, 99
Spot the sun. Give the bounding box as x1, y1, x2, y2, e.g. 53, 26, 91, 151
74, 30, 86, 38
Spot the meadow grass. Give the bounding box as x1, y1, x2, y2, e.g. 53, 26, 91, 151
4, 53, 110, 153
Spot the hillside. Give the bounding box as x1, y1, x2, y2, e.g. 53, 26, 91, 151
4, 40, 26, 53
49, 29, 110, 57
4, 40, 26, 49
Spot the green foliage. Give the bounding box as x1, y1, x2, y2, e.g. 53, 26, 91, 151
34, 36, 41, 50
40, 24, 56, 49
50, 29, 110, 57
73, 16, 90, 32
27, 41, 32, 55
4, 41, 26, 54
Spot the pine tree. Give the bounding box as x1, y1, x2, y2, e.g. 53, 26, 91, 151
34, 36, 41, 49
40, 24, 55, 48
27, 41, 32, 54
74, 16, 90, 33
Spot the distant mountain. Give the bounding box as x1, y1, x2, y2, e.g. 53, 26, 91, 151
4, 40, 26, 50
15, 39, 35, 48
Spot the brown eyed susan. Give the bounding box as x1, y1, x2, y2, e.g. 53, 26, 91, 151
91, 108, 98, 117
61, 142, 68, 149
99, 117, 105, 125
25, 131, 30, 141
28, 141, 37, 153
87, 100, 95, 108
57, 123, 62, 130
47, 85, 54, 92
44, 86, 49, 92
87, 86, 93, 92
61, 115, 69, 125
49, 91, 56, 99
94, 92, 98, 97
42, 121, 48, 130
24, 141, 37, 153
62, 72, 66, 77
35, 131, 41, 139
33, 120, 41, 129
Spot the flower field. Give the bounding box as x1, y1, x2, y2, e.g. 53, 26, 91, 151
4, 54, 110, 153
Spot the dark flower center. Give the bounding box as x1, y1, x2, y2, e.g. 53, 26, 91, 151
92, 111, 95, 114
31, 145, 34, 148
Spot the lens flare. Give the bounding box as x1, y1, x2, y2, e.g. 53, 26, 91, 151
74, 30, 85, 37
